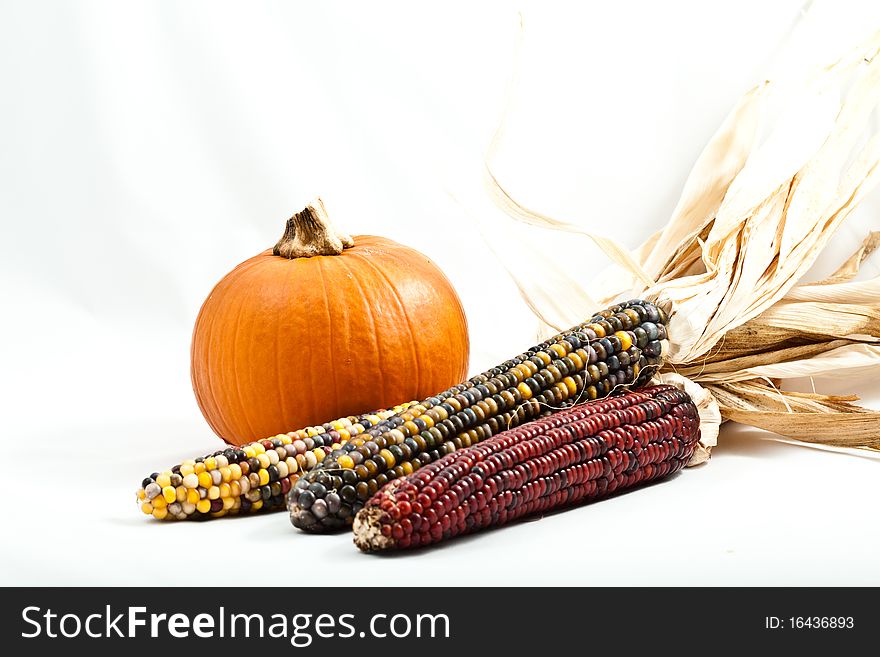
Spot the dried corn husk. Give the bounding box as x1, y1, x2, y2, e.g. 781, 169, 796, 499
472, 10, 880, 462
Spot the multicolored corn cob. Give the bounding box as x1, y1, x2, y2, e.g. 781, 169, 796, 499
353, 385, 699, 551
289, 299, 669, 532
136, 404, 416, 520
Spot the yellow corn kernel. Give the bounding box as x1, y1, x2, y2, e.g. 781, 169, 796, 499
256, 453, 270, 469
251, 499, 263, 511
175, 486, 187, 503
314, 448, 326, 463
568, 351, 585, 371
196, 499, 211, 514
137, 489, 146, 501
615, 330, 633, 351
152, 495, 167, 509
229, 481, 241, 497
194, 462, 206, 474
197, 471, 213, 488
155, 473, 171, 488
222, 497, 234, 510
549, 343, 567, 358
229, 463, 242, 479
186, 488, 200, 505
219, 466, 231, 482
243, 445, 256, 458
179, 463, 195, 476
152, 507, 168, 520
258, 469, 269, 486
219, 483, 231, 498
204, 457, 217, 470
252, 442, 266, 454
379, 449, 396, 468
517, 382, 533, 400
336, 455, 354, 470
141, 502, 153, 515
562, 377, 578, 396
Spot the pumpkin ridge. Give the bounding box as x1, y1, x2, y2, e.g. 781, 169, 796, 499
230, 271, 260, 442
193, 254, 266, 440
353, 250, 424, 396
336, 253, 387, 413
273, 257, 296, 429
316, 253, 342, 420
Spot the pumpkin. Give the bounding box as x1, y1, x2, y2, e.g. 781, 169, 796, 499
191, 198, 470, 446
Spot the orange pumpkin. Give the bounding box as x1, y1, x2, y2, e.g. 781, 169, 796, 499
191, 199, 469, 445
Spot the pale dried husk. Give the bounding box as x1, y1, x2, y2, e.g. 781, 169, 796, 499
477, 19, 880, 463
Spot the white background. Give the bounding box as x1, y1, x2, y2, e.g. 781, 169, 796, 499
2, 0, 879, 585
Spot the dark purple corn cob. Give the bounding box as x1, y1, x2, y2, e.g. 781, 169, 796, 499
352, 385, 699, 551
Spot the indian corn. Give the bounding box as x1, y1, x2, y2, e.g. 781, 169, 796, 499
136, 404, 416, 519
353, 385, 699, 551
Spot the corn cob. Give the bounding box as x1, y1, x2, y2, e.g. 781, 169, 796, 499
136, 404, 416, 520
289, 299, 669, 532
353, 385, 699, 551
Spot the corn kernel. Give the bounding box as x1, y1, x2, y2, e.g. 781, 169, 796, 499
204, 457, 217, 470
337, 455, 354, 470
243, 445, 256, 458
208, 486, 220, 500
196, 499, 211, 514
517, 382, 533, 400
258, 469, 270, 486
152, 507, 168, 520
186, 489, 200, 505
219, 466, 231, 482
175, 487, 187, 503
219, 483, 231, 498
152, 495, 167, 509
197, 471, 213, 488
229, 464, 242, 479
137, 489, 146, 501
194, 462, 206, 474
141, 502, 153, 515
156, 473, 171, 488
615, 331, 633, 351
379, 449, 396, 468
180, 464, 195, 476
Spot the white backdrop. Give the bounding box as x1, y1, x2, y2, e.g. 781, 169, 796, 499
2, 0, 879, 585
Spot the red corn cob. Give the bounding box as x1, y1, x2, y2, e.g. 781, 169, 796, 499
352, 385, 700, 551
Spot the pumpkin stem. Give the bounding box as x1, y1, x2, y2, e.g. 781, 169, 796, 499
273, 197, 355, 258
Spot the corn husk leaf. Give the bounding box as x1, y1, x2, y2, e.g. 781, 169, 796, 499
709, 379, 880, 450
477, 11, 880, 462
